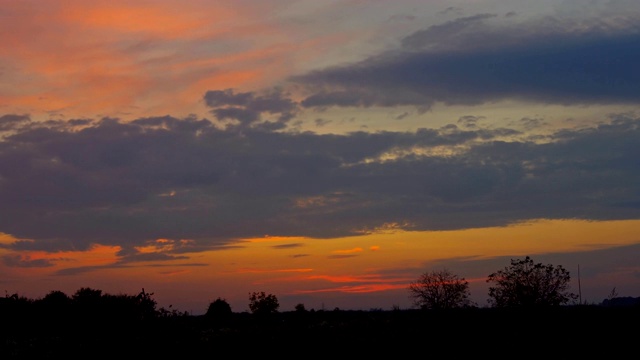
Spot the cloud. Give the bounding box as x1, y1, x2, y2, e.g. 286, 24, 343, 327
272, 243, 304, 249
457, 115, 485, 129
54, 261, 208, 276
117, 252, 191, 263
0, 110, 639, 255
400, 13, 498, 49
204, 88, 299, 129
292, 12, 640, 109
2, 254, 56, 268
0, 114, 30, 131
314, 118, 332, 127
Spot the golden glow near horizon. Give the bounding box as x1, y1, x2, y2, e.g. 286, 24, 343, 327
2, 219, 638, 311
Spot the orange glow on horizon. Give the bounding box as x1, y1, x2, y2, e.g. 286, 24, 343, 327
233, 268, 314, 274
293, 283, 409, 294
1, 219, 639, 311
304, 274, 410, 284
157, 269, 193, 276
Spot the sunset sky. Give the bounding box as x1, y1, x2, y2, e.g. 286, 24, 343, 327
1, 0, 639, 314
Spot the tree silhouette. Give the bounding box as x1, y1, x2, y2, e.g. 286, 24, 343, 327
71, 287, 103, 318
72, 287, 103, 306
487, 256, 578, 307
206, 297, 233, 325
40, 290, 71, 306
134, 288, 158, 320
38, 290, 71, 313
1, 292, 33, 325
408, 269, 474, 310
36, 290, 72, 322
248, 291, 280, 315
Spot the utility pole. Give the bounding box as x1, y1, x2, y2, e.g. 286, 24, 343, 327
578, 264, 582, 305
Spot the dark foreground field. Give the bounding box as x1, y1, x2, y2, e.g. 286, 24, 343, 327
2, 305, 638, 358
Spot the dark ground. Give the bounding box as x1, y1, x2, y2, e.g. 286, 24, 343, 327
2, 305, 638, 358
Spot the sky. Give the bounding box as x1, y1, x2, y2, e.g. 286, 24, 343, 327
1, 0, 639, 314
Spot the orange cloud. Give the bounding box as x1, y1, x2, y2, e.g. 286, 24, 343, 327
0, 0, 296, 121
0, 232, 18, 246
244, 235, 309, 243
134, 238, 196, 254
59, 1, 220, 38
332, 247, 364, 254
3, 244, 121, 270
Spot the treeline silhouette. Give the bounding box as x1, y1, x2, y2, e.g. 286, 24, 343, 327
1, 286, 638, 358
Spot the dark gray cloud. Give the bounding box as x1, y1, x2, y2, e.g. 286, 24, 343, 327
0, 111, 639, 258
0, 114, 30, 131
400, 13, 498, 49
314, 118, 332, 127
327, 254, 358, 259
117, 252, 190, 263
2, 254, 56, 268
272, 243, 304, 249
203, 88, 298, 128
54, 261, 209, 276
293, 13, 640, 109
518, 117, 547, 130
457, 115, 485, 129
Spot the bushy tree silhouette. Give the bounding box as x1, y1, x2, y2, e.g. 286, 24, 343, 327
72, 287, 103, 308
248, 291, 279, 315
71, 287, 104, 320
40, 290, 71, 307
35, 290, 72, 322
206, 297, 233, 325
487, 256, 578, 307
67, 287, 161, 323
408, 269, 474, 310
207, 297, 232, 315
